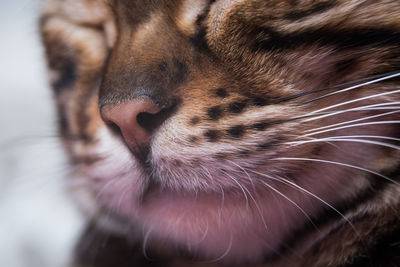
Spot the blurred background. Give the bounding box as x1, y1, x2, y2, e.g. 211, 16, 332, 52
0, 1, 84, 266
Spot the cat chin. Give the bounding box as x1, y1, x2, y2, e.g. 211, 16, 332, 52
85, 162, 356, 264
100, 182, 280, 263
86, 160, 320, 264
76, 126, 343, 263
81, 125, 381, 263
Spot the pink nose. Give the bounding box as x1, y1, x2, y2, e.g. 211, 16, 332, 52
100, 98, 162, 150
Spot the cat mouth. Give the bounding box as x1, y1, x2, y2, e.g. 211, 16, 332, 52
129, 145, 151, 166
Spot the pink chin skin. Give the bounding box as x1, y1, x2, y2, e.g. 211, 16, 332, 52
98, 178, 296, 263
93, 153, 367, 264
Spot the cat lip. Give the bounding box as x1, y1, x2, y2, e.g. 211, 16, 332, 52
129, 145, 151, 165
138, 165, 214, 203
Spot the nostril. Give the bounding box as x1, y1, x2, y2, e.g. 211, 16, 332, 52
136, 103, 178, 132
137, 112, 159, 132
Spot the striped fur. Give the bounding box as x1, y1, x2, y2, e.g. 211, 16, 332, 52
41, 0, 400, 266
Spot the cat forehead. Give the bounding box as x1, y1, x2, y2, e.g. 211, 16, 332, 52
110, 0, 210, 34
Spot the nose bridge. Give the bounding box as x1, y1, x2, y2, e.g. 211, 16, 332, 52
99, 10, 190, 108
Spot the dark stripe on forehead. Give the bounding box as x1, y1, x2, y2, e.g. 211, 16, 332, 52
284, 1, 336, 21
191, 25, 209, 51
190, 1, 214, 52
252, 27, 400, 52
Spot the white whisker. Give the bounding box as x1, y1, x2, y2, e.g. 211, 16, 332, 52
259, 180, 319, 231
221, 164, 269, 232
272, 157, 400, 187
305, 89, 400, 116
227, 159, 256, 190
303, 120, 400, 137
248, 170, 359, 235
304, 110, 400, 133
303, 72, 400, 104
303, 103, 400, 124
204, 232, 233, 263
327, 135, 400, 142
142, 226, 153, 260
218, 184, 225, 221
287, 137, 400, 150
192, 220, 209, 245
221, 170, 250, 208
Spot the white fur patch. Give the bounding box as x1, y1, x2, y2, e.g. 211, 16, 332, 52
175, 0, 209, 35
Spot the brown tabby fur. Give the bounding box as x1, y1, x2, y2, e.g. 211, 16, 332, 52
40, 0, 400, 266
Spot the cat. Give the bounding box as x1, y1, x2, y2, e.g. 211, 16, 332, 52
40, 0, 400, 266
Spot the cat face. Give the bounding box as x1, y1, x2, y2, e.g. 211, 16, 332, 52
41, 0, 400, 264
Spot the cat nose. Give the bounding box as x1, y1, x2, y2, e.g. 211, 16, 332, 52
100, 98, 165, 150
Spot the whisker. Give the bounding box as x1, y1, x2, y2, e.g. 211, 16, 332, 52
223, 168, 270, 234
248, 170, 359, 235
142, 226, 154, 260
355, 106, 400, 110
287, 133, 342, 149
327, 135, 400, 142
227, 159, 257, 191
303, 120, 400, 137
302, 72, 400, 104
220, 170, 250, 208
249, 103, 400, 131
218, 184, 225, 211
203, 232, 233, 263
304, 110, 400, 133
197, 220, 209, 245
271, 157, 400, 187
303, 101, 400, 123
259, 180, 319, 232
229, 163, 270, 233
305, 89, 400, 116
272, 71, 400, 104
200, 165, 226, 210
287, 137, 400, 150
